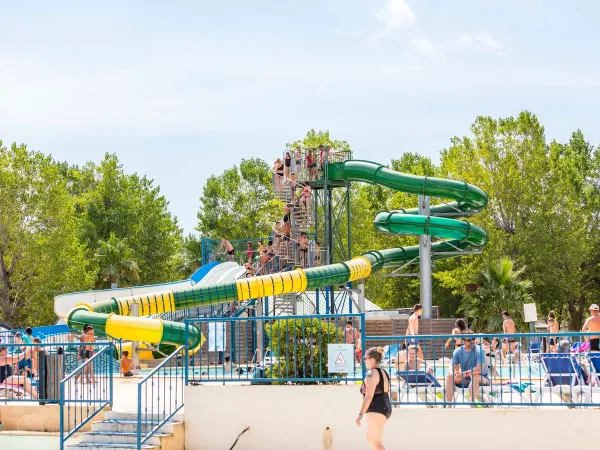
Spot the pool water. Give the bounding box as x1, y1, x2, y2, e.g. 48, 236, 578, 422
137, 363, 545, 381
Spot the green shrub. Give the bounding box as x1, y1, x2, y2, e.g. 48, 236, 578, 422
264, 318, 345, 383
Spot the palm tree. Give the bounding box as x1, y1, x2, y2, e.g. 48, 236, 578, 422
459, 258, 533, 332
94, 233, 140, 289
176, 234, 203, 278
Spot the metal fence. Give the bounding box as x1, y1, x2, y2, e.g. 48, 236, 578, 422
137, 346, 185, 450
0, 341, 115, 404
365, 331, 600, 408
184, 313, 365, 384
60, 344, 114, 449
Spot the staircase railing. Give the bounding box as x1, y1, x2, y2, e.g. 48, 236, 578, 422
60, 344, 114, 450
137, 345, 186, 450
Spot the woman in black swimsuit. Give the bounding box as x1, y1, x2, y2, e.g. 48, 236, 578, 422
284, 151, 292, 180
356, 347, 391, 450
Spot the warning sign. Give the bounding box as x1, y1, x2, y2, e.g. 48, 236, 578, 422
328, 343, 355, 373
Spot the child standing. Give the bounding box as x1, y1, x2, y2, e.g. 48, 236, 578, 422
246, 242, 254, 264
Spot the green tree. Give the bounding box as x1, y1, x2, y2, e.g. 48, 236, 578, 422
197, 158, 281, 240
460, 258, 533, 332
0, 142, 92, 327
286, 129, 351, 153
439, 113, 600, 328
94, 232, 140, 288
75, 154, 182, 285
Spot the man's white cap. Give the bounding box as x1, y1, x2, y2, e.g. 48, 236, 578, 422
590, 304, 600, 311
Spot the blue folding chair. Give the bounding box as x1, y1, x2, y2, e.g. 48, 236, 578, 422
395, 370, 441, 403
538, 353, 587, 404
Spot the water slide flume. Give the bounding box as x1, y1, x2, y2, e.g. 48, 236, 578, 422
66, 159, 488, 358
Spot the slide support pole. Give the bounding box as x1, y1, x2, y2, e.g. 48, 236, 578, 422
419, 195, 433, 319
132, 302, 140, 370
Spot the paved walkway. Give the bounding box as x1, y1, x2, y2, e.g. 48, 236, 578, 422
0, 432, 80, 450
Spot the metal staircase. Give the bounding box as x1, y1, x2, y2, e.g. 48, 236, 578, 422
271, 293, 298, 316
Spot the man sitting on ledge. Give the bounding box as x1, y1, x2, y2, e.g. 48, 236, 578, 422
445, 330, 489, 407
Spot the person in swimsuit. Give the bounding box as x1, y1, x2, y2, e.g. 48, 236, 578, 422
356, 347, 391, 450
273, 158, 284, 190
301, 182, 312, 212
314, 241, 321, 267
582, 304, 600, 351
502, 310, 518, 361
284, 152, 291, 180
120, 350, 135, 377
259, 249, 270, 275
243, 263, 256, 277
444, 330, 489, 406
273, 221, 283, 251
406, 304, 424, 359
547, 311, 559, 352
0, 346, 37, 398
398, 345, 433, 374
445, 318, 467, 350
282, 216, 291, 241
294, 147, 302, 172
290, 172, 297, 201
246, 242, 254, 265
83, 326, 96, 384
298, 232, 309, 267
218, 238, 235, 262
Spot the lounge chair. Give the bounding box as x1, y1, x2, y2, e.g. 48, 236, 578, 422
537, 353, 588, 404
0, 382, 35, 400
586, 353, 600, 385
526, 341, 541, 364
395, 370, 441, 403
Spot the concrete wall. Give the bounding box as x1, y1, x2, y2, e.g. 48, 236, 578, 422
0, 405, 108, 432
185, 385, 597, 450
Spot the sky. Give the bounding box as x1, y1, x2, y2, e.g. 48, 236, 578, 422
1, 0, 599, 234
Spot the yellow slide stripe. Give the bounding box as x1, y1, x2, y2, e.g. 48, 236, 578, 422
73, 303, 94, 312
347, 257, 372, 281
117, 291, 175, 316
105, 313, 164, 343
236, 269, 307, 301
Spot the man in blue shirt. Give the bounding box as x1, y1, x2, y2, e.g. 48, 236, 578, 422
444, 329, 489, 406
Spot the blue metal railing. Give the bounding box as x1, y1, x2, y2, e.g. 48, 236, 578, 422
365, 331, 600, 408
59, 344, 114, 450
137, 345, 186, 450
184, 313, 365, 384
0, 341, 114, 404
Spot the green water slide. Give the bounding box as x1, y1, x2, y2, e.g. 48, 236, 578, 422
326, 160, 489, 268
64, 159, 488, 358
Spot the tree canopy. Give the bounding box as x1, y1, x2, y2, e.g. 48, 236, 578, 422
3, 111, 599, 330
196, 158, 281, 240
0, 147, 183, 327
0, 143, 92, 327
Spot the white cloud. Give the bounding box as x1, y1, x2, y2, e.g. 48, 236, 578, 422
454, 32, 503, 55
476, 32, 502, 51
376, 0, 415, 34
410, 38, 443, 58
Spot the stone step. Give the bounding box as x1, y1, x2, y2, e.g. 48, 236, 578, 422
79, 431, 164, 446
104, 411, 184, 423
92, 419, 179, 434
67, 444, 159, 450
